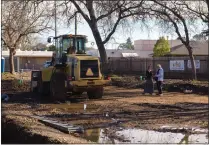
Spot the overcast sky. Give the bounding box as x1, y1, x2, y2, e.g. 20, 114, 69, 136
39, 18, 206, 50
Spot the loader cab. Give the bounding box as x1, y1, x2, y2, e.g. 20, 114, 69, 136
47, 34, 88, 64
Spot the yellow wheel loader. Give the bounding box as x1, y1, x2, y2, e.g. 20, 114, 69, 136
31, 34, 110, 101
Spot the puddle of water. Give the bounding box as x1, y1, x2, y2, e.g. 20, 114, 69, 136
81, 128, 208, 144
161, 125, 208, 134
81, 129, 101, 143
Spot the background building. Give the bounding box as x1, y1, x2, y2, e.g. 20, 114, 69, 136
134, 39, 183, 57
2, 49, 52, 72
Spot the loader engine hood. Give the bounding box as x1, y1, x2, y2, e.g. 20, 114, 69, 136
66, 55, 102, 80
79, 59, 99, 78
76, 55, 100, 79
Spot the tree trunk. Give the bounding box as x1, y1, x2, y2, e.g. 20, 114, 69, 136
188, 48, 197, 80
9, 49, 15, 74
90, 24, 107, 63
89, 22, 108, 73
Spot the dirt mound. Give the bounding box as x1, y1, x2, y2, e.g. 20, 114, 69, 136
2, 72, 31, 94
110, 76, 143, 88
111, 76, 208, 95
1, 116, 62, 144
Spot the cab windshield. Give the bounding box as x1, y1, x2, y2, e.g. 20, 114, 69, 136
62, 37, 85, 53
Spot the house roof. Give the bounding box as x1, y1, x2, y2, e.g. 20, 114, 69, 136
134, 39, 183, 51
2, 50, 53, 57
170, 44, 184, 52
170, 41, 208, 55
149, 41, 208, 56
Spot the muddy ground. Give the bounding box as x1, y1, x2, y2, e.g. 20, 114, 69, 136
1, 73, 208, 143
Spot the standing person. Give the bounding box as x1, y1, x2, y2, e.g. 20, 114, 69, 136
155, 64, 164, 96
50, 52, 56, 66
67, 46, 76, 54
143, 65, 154, 95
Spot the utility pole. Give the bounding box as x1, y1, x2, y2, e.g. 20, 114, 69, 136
54, 0, 57, 38
75, 12, 78, 53
54, 0, 58, 58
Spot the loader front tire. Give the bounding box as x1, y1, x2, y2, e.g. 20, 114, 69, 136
50, 71, 67, 101
87, 87, 104, 99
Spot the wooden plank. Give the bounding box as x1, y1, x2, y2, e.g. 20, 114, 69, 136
30, 115, 84, 133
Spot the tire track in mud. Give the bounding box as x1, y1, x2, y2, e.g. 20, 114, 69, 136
1, 77, 208, 143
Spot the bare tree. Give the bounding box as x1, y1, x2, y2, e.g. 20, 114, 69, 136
192, 33, 208, 40
2, 1, 54, 74
178, 0, 208, 35
144, 0, 207, 80
61, 0, 146, 68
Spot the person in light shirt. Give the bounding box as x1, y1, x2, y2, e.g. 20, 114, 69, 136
155, 64, 164, 96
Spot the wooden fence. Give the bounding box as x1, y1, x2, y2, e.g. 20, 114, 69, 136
3, 55, 209, 79
107, 56, 209, 79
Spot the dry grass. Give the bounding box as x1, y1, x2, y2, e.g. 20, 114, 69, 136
2, 72, 31, 94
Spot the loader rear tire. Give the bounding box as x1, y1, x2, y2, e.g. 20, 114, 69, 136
37, 80, 43, 94
37, 72, 44, 95
72, 91, 83, 96
50, 71, 67, 101
38, 81, 50, 97
87, 87, 104, 99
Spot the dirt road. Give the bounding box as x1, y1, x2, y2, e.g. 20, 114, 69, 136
2, 84, 208, 143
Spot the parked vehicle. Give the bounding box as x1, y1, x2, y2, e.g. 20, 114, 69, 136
43, 61, 51, 68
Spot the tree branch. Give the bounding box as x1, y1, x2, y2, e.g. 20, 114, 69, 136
151, 8, 188, 46
178, 1, 208, 23
102, 10, 122, 44
96, 1, 120, 22
152, 0, 190, 44
70, 0, 90, 23
102, 1, 144, 44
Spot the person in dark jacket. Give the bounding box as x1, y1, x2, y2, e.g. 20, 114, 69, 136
142, 65, 154, 95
